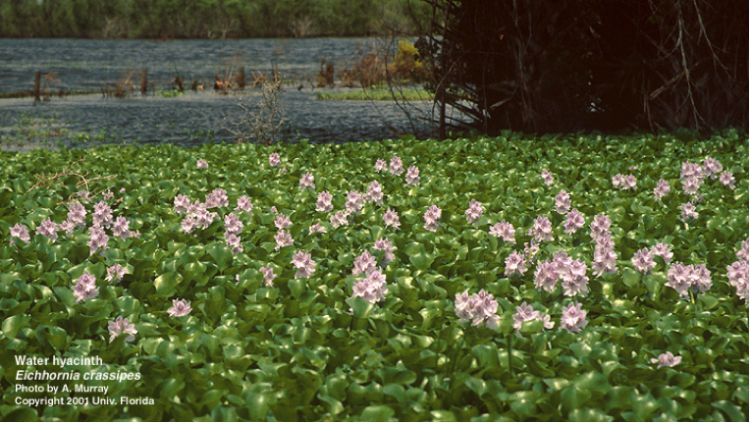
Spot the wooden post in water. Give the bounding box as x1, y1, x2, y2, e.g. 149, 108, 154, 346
33, 71, 41, 103
140, 69, 148, 96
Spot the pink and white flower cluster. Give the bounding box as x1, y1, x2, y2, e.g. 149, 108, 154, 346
454, 290, 500, 329
291, 251, 316, 278
316, 191, 333, 213
423, 205, 442, 232
73, 272, 98, 303
680, 161, 705, 195
528, 216, 553, 243
666, 262, 712, 297
652, 352, 682, 368
167, 298, 192, 317
383, 208, 400, 229
405, 166, 420, 185
560, 302, 588, 333
563, 209, 585, 234
352, 270, 388, 304
108, 316, 137, 343
373, 239, 396, 264
534, 252, 589, 296
727, 240, 749, 302
489, 221, 515, 243
512, 302, 553, 331
224, 212, 244, 254
590, 214, 617, 276
612, 174, 637, 190
504, 251, 527, 276
299, 172, 315, 190
555, 190, 571, 214
653, 179, 670, 200
465, 200, 484, 223
631, 243, 673, 273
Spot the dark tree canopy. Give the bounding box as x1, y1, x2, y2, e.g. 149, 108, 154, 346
421, 0, 748, 134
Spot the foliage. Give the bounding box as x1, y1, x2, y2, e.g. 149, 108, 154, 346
420, 0, 747, 133
316, 87, 432, 102
0, 133, 748, 421
0, 0, 431, 38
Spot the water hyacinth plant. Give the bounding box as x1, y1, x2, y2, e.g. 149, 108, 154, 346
0, 133, 747, 421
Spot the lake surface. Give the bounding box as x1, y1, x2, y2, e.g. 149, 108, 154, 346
0, 38, 440, 147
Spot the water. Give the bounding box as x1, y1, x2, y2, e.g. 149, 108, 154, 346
0, 38, 391, 93
0, 38, 437, 147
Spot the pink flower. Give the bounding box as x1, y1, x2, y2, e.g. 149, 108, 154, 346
274, 230, 294, 250
73, 272, 98, 303
680, 202, 699, 221
666, 263, 692, 297
352, 269, 388, 304
490, 221, 515, 243
702, 157, 722, 177
309, 223, 327, 234
555, 190, 571, 214
632, 248, 656, 273
666, 263, 711, 297
316, 191, 333, 213
373, 238, 396, 263
260, 266, 276, 287
167, 298, 192, 317
102, 189, 114, 201
383, 208, 401, 229
423, 204, 442, 232
224, 213, 244, 234
590, 214, 612, 240
719, 171, 735, 189
464, 200, 484, 224
105, 264, 127, 283
375, 159, 387, 172
37, 219, 58, 241
345, 191, 365, 213
10, 224, 30, 243
352, 250, 378, 276
653, 179, 670, 200
88, 225, 109, 254
291, 250, 316, 278
108, 316, 137, 342
528, 216, 553, 243
564, 209, 585, 234
504, 251, 527, 276
330, 210, 350, 228
651, 243, 673, 263
93, 201, 113, 228
112, 216, 132, 239
405, 166, 420, 185
727, 259, 748, 302
236, 195, 253, 213
612, 174, 625, 188
274, 213, 291, 230
454, 289, 500, 329
181, 202, 217, 233
268, 153, 280, 167
592, 236, 618, 276
205, 188, 229, 209
299, 172, 315, 190
66, 201, 87, 228
196, 159, 208, 169
512, 302, 553, 331
558, 257, 589, 297
366, 180, 384, 204
534, 260, 559, 292
651, 352, 682, 368
560, 303, 588, 333
624, 175, 637, 190
174, 194, 191, 214
541, 169, 554, 186
389, 156, 404, 175
225, 232, 243, 254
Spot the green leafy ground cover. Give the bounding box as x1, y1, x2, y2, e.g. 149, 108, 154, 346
0, 133, 748, 421
316, 87, 432, 101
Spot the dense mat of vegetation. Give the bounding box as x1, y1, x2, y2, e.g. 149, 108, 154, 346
0, 0, 428, 38
0, 133, 748, 421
